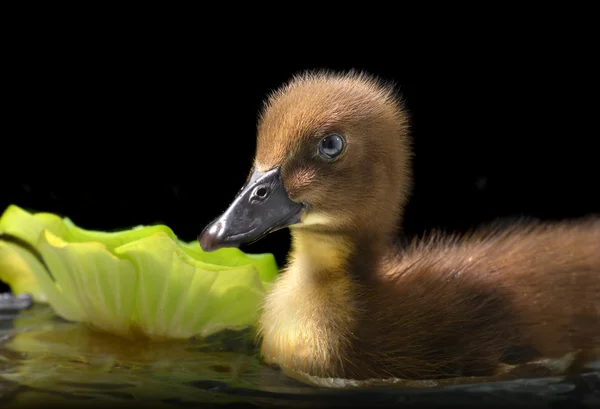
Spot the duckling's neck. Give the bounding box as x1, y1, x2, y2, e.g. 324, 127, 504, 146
258, 227, 385, 377
288, 227, 385, 283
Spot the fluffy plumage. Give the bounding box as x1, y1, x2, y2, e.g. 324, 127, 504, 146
251, 70, 600, 380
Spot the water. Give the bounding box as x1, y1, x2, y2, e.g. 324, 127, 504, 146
1, 302, 598, 408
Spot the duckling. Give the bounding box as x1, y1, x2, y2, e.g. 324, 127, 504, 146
198, 70, 600, 381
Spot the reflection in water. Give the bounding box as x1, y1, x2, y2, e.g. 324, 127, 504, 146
0, 304, 598, 408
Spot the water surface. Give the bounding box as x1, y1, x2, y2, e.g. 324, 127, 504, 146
1, 303, 598, 408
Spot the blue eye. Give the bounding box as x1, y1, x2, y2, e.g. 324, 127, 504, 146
318, 134, 345, 160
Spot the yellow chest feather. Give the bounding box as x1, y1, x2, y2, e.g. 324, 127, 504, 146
257, 260, 356, 376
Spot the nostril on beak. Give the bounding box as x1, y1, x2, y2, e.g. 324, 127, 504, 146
250, 185, 270, 203
256, 186, 269, 198
198, 222, 222, 252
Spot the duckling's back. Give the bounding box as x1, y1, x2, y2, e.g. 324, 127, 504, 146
351, 218, 600, 380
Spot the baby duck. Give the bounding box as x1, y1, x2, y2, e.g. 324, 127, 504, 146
199, 71, 600, 381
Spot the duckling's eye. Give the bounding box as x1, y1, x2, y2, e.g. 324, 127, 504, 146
317, 134, 345, 160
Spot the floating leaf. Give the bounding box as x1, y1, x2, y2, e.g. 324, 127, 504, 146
0, 205, 278, 340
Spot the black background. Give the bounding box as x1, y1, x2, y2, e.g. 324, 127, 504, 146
2, 43, 598, 293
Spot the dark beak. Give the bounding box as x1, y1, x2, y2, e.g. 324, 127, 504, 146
198, 167, 304, 252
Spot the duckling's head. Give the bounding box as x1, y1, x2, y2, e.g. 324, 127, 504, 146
199, 71, 412, 251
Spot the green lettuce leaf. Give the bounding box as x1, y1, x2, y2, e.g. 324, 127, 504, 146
0, 205, 279, 340
0, 241, 48, 303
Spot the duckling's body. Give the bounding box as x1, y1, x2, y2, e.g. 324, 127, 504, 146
200, 71, 600, 382
260, 220, 600, 380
